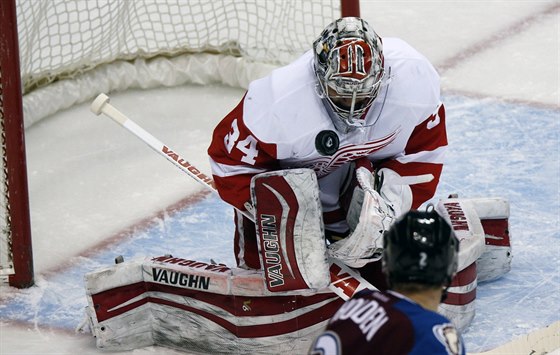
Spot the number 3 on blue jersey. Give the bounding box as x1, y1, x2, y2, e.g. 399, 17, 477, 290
224, 119, 259, 165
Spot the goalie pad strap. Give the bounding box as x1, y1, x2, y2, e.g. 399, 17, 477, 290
251, 168, 329, 292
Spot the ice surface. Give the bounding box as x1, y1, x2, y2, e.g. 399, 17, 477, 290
1, 2, 558, 354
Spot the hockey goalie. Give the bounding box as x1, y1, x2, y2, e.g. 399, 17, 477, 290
83, 17, 512, 354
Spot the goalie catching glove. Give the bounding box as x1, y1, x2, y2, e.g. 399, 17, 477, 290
328, 167, 424, 268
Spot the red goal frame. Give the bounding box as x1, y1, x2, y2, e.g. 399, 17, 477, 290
0, 0, 34, 288
341, 0, 361, 17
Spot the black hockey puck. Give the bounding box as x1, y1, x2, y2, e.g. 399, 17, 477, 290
315, 130, 339, 156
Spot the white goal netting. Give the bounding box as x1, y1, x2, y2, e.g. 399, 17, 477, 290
0, 76, 15, 277
1, 0, 342, 283
17, 0, 340, 126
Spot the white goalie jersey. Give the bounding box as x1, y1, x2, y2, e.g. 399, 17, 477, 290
209, 37, 446, 212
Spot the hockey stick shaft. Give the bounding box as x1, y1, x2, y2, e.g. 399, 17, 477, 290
91, 93, 217, 192
90, 93, 375, 299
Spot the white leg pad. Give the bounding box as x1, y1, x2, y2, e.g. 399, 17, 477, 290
436, 196, 513, 331
84, 256, 341, 353
436, 198, 485, 332
438, 263, 478, 333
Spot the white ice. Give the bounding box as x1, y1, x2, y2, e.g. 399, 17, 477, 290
1, 1, 558, 354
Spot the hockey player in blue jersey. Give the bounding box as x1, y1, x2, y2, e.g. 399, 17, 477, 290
309, 209, 465, 355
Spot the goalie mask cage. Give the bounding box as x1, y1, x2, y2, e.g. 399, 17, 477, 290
0, 0, 359, 288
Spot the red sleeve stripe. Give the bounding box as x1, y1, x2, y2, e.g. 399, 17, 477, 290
405, 104, 447, 155
212, 174, 254, 211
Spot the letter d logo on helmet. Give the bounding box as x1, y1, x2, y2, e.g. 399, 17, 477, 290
331, 39, 373, 80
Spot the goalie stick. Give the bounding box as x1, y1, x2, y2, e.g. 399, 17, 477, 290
90, 93, 376, 301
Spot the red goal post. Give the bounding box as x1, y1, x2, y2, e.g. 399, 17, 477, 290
0, 0, 359, 288
0, 0, 34, 288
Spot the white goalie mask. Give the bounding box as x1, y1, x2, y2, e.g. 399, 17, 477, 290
313, 17, 385, 131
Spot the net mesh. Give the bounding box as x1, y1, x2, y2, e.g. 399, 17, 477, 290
0, 67, 15, 276
1, 0, 341, 279
16, 0, 339, 94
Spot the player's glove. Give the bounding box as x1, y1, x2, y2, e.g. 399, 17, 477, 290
327, 167, 396, 267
